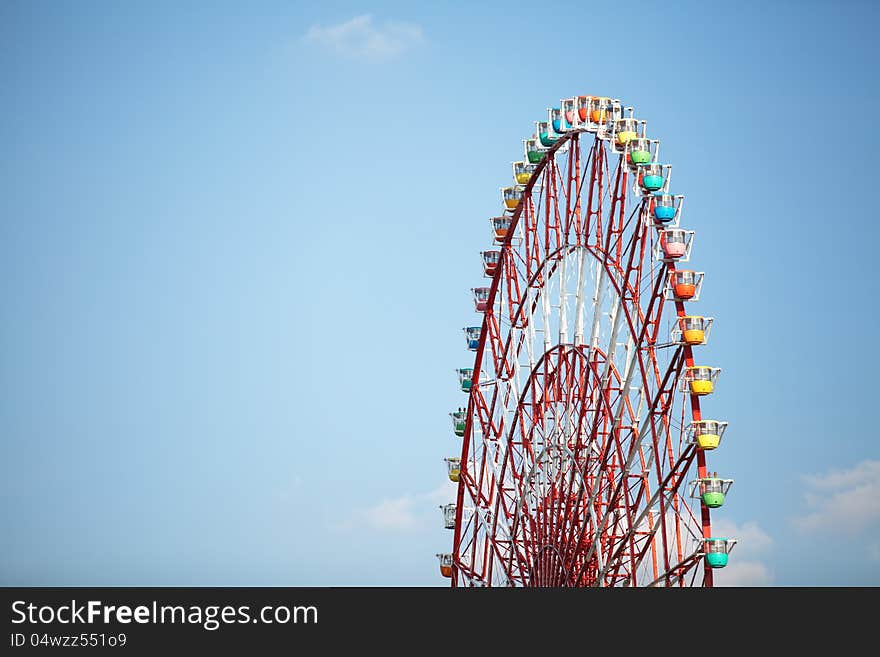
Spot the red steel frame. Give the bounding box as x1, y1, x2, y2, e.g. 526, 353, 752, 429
451, 128, 714, 587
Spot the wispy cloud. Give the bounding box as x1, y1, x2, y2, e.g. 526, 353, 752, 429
335, 482, 457, 533
363, 495, 420, 531
302, 15, 424, 59
711, 518, 774, 587
714, 560, 773, 587
792, 460, 880, 536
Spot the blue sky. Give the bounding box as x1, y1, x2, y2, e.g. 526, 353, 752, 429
2, 0, 879, 586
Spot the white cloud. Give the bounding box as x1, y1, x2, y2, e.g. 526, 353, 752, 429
792, 460, 880, 537
712, 518, 773, 556
714, 560, 773, 587
302, 15, 424, 59
364, 496, 419, 531
710, 518, 774, 587
337, 481, 458, 533
425, 482, 458, 506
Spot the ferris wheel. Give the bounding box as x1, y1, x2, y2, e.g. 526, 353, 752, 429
436, 96, 737, 587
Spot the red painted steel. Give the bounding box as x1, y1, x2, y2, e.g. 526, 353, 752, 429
450, 127, 714, 587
